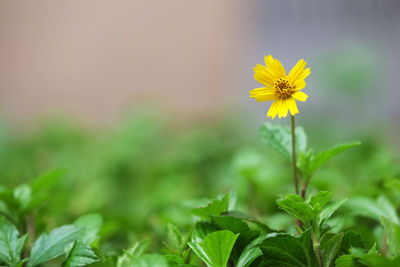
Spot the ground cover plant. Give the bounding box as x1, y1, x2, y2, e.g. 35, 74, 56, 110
0, 55, 399, 266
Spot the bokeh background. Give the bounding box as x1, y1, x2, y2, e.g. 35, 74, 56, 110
0, 0, 399, 252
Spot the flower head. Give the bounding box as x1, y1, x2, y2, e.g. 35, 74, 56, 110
249, 55, 310, 119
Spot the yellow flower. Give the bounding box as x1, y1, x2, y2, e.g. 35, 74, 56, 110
249, 55, 310, 119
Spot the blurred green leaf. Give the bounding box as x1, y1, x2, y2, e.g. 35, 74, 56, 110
319, 199, 347, 227
308, 191, 332, 208
335, 255, 359, 267
258, 233, 315, 267
117, 238, 151, 266
211, 215, 249, 233
129, 254, 169, 267
236, 234, 265, 267
0, 224, 27, 266
300, 229, 320, 267
307, 142, 361, 176
222, 211, 272, 233
276, 194, 313, 226
63, 241, 99, 267
165, 223, 184, 252
381, 217, 400, 257
321, 232, 344, 267
191, 222, 219, 243
188, 230, 239, 267
27, 225, 83, 267
259, 123, 307, 162
362, 255, 400, 267
31, 169, 66, 193
73, 213, 103, 245
340, 230, 364, 254
13, 184, 31, 211
348, 196, 399, 224
191, 194, 229, 220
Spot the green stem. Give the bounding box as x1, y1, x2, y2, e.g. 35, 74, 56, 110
291, 115, 299, 195
301, 175, 311, 199
312, 232, 323, 267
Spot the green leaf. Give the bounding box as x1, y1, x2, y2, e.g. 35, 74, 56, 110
27, 225, 83, 267
299, 229, 320, 267
31, 169, 66, 193
377, 196, 400, 224
308, 191, 332, 208
335, 255, 359, 267
13, 184, 32, 211
0, 224, 28, 266
130, 254, 169, 267
0, 186, 19, 211
191, 222, 219, 243
348, 196, 399, 224
340, 230, 364, 254
321, 232, 344, 267
211, 215, 249, 233
361, 255, 400, 267
191, 194, 229, 220
165, 223, 184, 252
259, 123, 307, 162
276, 194, 313, 226
117, 238, 151, 266
222, 211, 273, 233
188, 230, 239, 267
165, 254, 184, 264
63, 241, 99, 267
258, 233, 312, 267
381, 216, 400, 257
308, 142, 361, 176
298, 149, 314, 178
73, 213, 103, 245
319, 199, 347, 227
236, 235, 266, 267
367, 243, 379, 256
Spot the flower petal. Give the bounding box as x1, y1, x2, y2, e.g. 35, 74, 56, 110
255, 94, 276, 102
297, 68, 310, 81
273, 59, 287, 77
264, 55, 286, 78
288, 59, 307, 82
249, 87, 274, 97
292, 91, 309, 102
253, 64, 275, 86
286, 97, 299, 116
267, 99, 280, 119
278, 99, 289, 118
293, 80, 306, 91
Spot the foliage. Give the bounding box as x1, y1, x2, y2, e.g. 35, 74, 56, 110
0, 113, 399, 266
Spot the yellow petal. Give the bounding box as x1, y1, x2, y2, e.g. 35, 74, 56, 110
255, 94, 276, 102
297, 68, 310, 81
253, 64, 275, 86
249, 87, 274, 97
278, 99, 289, 118
293, 80, 306, 91
288, 59, 307, 82
286, 97, 299, 116
292, 91, 309, 102
264, 55, 286, 78
267, 99, 280, 119
273, 59, 287, 77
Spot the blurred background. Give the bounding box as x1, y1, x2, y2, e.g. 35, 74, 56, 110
0, 0, 399, 253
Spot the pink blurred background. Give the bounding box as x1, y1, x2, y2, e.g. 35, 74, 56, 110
1, 0, 399, 131
0, 1, 248, 124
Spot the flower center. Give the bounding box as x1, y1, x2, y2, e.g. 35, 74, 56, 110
274, 78, 293, 99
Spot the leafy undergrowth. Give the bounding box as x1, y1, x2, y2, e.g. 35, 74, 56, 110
0, 115, 399, 266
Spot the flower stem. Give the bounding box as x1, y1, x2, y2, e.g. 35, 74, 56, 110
291, 115, 299, 195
